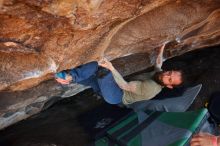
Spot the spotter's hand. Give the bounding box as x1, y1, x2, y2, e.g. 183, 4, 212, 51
190, 133, 218, 146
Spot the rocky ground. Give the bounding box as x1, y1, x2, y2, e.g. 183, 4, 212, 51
0, 45, 220, 146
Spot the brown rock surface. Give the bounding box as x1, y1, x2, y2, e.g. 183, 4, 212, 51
0, 0, 220, 129
0, 0, 220, 91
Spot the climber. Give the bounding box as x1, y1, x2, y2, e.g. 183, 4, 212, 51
55, 43, 184, 105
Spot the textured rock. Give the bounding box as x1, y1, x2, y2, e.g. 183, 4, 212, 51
0, 80, 90, 129
0, 0, 220, 129
0, 0, 220, 91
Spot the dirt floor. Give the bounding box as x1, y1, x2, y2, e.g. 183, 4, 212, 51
0, 46, 220, 146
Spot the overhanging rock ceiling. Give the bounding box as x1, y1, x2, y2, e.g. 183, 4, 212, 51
0, 0, 220, 129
